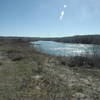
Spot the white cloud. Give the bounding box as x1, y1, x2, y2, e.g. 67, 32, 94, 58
64, 5, 67, 8
59, 4, 67, 21
59, 10, 65, 20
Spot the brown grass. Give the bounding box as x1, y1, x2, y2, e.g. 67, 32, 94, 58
0, 39, 100, 100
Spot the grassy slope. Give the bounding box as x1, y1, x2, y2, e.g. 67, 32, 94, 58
0, 39, 100, 100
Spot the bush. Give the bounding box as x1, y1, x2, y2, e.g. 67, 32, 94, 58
7, 50, 24, 61
67, 56, 87, 67
0, 62, 2, 65
67, 44, 100, 68
67, 55, 100, 68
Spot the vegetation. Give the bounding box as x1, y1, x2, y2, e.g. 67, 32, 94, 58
1, 35, 100, 45
55, 35, 100, 44
0, 37, 100, 100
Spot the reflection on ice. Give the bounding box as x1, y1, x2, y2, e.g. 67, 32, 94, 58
32, 41, 100, 57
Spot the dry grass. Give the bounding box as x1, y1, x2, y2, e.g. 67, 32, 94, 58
0, 39, 100, 100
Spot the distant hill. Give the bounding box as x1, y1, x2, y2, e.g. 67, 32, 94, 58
54, 35, 100, 44
38, 35, 100, 44
0, 35, 100, 44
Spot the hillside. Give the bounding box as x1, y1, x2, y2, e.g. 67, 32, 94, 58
55, 35, 100, 44
0, 38, 100, 100
1, 35, 100, 44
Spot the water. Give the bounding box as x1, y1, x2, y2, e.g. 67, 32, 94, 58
31, 41, 100, 57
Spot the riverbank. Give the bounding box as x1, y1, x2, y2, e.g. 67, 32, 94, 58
0, 39, 100, 100
1, 34, 100, 45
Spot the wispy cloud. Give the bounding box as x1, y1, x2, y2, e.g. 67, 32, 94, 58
60, 11, 65, 20
59, 4, 67, 21
64, 5, 67, 8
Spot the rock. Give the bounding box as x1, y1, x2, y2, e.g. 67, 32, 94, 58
97, 87, 100, 92
31, 75, 43, 80
80, 78, 90, 85
73, 92, 87, 100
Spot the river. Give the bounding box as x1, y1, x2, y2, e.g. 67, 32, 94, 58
31, 41, 100, 57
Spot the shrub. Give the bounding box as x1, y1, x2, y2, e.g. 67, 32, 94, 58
0, 62, 2, 65
7, 50, 24, 61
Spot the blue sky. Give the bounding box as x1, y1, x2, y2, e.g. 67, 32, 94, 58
0, 0, 100, 37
